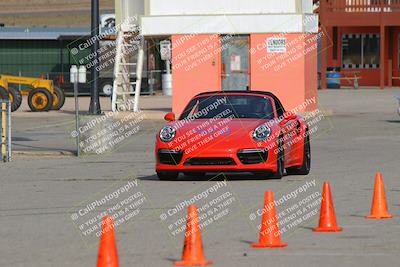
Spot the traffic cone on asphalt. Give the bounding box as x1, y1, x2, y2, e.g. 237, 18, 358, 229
175, 205, 213, 266
366, 172, 393, 219
313, 182, 343, 232
97, 215, 120, 267
251, 191, 287, 248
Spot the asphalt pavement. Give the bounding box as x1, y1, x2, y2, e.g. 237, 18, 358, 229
1, 89, 400, 267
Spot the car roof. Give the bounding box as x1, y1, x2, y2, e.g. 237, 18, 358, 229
194, 90, 285, 112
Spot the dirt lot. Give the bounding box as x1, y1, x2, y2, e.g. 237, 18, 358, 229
0, 0, 114, 27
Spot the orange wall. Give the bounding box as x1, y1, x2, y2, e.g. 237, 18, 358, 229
250, 33, 318, 112
304, 34, 318, 111
171, 33, 318, 114
171, 34, 221, 114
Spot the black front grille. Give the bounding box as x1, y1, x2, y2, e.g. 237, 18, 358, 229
184, 157, 236, 166
158, 150, 183, 165
237, 149, 268, 165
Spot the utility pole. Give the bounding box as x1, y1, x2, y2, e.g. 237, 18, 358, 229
89, 0, 101, 114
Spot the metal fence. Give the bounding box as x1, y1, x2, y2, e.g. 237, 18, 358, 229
0, 100, 11, 162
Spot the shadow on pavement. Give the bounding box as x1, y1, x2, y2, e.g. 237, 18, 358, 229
138, 172, 284, 182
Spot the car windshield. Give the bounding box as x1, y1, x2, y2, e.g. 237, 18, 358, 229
179, 95, 274, 120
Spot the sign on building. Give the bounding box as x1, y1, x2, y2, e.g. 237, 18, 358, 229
266, 38, 287, 53
160, 40, 172, 60
230, 54, 241, 71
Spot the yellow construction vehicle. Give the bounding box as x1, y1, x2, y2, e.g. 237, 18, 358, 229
0, 75, 65, 112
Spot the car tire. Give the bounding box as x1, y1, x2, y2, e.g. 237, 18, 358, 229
271, 135, 285, 179
157, 171, 179, 181
287, 133, 311, 175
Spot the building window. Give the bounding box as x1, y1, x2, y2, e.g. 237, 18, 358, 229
342, 33, 380, 69
342, 34, 362, 67
363, 34, 380, 67
332, 27, 338, 60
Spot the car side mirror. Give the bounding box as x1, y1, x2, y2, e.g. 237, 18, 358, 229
283, 112, 296, 121
164, 112, 176, 122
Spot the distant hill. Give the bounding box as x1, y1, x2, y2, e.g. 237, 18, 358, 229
0, 0, 114, 27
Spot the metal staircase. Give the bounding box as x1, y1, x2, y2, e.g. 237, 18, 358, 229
111, 21, 144, 112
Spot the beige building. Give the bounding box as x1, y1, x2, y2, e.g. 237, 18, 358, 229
114, 0, 318, 113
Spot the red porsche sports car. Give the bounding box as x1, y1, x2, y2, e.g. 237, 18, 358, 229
155, 91, 310, 180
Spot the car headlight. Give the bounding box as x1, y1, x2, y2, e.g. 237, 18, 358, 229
252, 124, 271, 142
159, 126, 176, 143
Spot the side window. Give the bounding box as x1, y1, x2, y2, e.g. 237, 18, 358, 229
179, 99, 198, 120
275, 99, 284, 118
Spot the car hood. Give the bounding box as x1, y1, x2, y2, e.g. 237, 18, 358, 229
173, 118, 269, 131
165, 118, 276, 150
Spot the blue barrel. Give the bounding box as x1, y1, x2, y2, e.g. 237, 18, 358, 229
327, 68, 341, 89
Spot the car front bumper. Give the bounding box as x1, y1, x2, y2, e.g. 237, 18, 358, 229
155, 146, 278, 173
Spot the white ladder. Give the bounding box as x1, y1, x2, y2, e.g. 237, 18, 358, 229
111, 23, 144, 112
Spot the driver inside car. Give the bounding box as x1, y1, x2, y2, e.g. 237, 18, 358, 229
253, 99, 273, 119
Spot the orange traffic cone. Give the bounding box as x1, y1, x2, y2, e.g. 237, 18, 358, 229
366, 172, 393, 219
175, 205, 213, 266
251, 191, 287, 248
313, 182, 342, 232
97, 215, 120, 267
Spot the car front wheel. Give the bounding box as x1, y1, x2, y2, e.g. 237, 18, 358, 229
287, 133, 311, 175
271, 136, 284, 179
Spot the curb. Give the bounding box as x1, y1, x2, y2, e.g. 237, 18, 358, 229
13, 150, 76, 157
110, 110, 166, 120
298, 109, 334, 117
